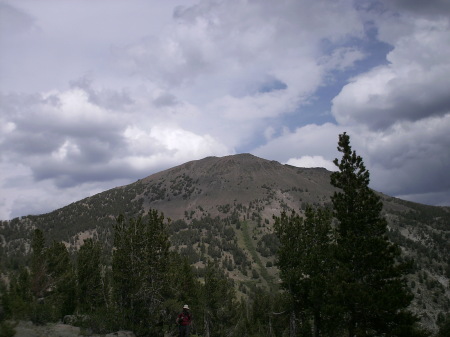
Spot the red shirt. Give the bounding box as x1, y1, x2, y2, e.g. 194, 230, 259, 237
177, 311, 192, 326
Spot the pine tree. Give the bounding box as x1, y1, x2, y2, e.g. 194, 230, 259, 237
29, 228, 50, 323
112, 210, 171, 335
77, 238, 105, 313
45, 240, 76, 320
165, 252, 200, 308
274, 207, 340, 337
247, 287, 288, 337
201, 262, 237, 337
331, 132, 420, 336
30, 229, 47, 299
4, 267, 32, 320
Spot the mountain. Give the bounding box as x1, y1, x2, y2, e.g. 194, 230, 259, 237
1, 153, 449, 331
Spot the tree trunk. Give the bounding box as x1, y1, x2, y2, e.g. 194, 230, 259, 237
348, 313, 356, 337
290, 311, 297, 337
314, 311, 321, 337
204, 314, 210, 337
269, 316, 273, 337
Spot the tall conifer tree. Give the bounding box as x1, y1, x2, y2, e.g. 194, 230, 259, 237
77, 238, 104, 313
112, 210, 171, 335
274, 207, 340, 337
201, 262, 236, 337
331, 132, 420, 336
30, 229, 47, 299
46, 241, 76, 319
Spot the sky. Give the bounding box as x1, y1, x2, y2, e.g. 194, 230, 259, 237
1, 0, 450, 220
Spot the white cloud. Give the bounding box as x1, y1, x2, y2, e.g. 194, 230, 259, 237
122, 125, 231, 169
255, 113, 450, 206
0, 160, 133, 219
286, 156, 337, 171
254, 123, 346, 165
321, 47, 366, 72
115, 0, 364, 101
332, 15, 450, 129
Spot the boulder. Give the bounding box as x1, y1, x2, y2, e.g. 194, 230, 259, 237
51, 323, 81, 337
13, 320, 136, 337
63, 314, 89, 325
13, 321, 84, 337
105, 331, 136, 337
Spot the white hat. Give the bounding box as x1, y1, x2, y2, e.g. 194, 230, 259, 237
183, 304, 189, 310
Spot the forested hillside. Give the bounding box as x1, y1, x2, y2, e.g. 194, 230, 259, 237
1, 139, 449, 336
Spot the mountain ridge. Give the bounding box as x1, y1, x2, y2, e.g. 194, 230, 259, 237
1, 153, 449, 331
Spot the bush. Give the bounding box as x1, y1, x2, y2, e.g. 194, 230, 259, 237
0, 321, 16, 337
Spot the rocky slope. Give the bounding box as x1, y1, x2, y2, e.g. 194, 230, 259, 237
1, 153, 449, 331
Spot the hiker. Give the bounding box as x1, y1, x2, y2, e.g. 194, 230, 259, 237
176, 304, 192, 337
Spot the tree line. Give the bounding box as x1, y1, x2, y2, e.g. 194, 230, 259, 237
1, 133, 449, 336
1, 210, 242, 336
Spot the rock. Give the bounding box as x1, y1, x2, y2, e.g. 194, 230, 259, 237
13, 321, 82, 337
63, 314, 89, 325
105, 331, 136, 337
13, 321, 44, 337
12, 320, 136, 337
51, 323, 81, 337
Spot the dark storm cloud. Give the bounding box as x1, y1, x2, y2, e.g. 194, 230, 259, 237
3, 132, 63, 156
31, 150, 174, 189
334, 84, 450, 130
32, 161, 131, 188
0, 90, 130, 186
153, 93, 179, 107
383, 0, 450, 16
69, 77, 134, 111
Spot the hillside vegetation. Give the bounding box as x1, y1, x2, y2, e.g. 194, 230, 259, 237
1, 137, 449, 336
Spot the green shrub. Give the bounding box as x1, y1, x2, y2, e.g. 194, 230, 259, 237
0, 321, 16, 337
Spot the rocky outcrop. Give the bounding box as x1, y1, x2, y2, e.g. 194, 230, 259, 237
105, 331, 136, 337
12, 321, 136, 337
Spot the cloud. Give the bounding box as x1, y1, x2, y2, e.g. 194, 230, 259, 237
115, 0, 364, 95
382, 0, 450, 17
0, 86, 230, 186
321, 47, 366, 72
122, 125, 231, 170
332, 18, 450, 130
69, 76, 134, 111
365, 114, 450, 198
286, 156, 337, 171
255, 113, 450, 207
0, 160, 134, 219
0, 2, 36, 35
1, 0, 449, 219
254, 123, 345, 163
320, 4, 450, 206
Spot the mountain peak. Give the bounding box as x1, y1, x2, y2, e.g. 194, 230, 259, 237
2, 153, 449, 332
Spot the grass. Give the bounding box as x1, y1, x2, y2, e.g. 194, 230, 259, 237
239, 220, 274, 288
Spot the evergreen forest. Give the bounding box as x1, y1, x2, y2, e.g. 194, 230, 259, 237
1, 133, 449, 337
